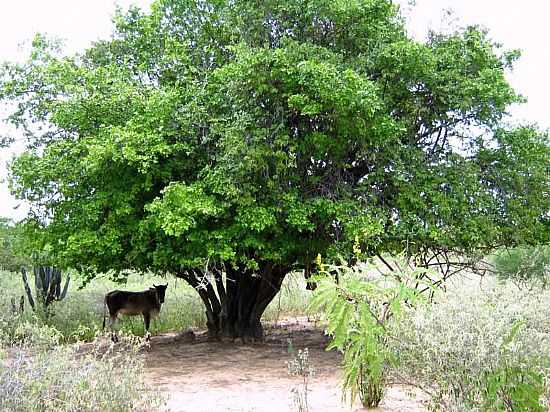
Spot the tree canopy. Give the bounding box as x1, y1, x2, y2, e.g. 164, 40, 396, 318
1, 0, 548, 338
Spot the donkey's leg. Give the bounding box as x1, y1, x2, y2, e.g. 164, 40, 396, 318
109, 314, 119, 343
143, 312, 151, 341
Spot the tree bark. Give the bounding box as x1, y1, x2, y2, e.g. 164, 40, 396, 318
176, 263, 287, 342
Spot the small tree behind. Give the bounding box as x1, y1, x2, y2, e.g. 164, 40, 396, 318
0, 218, 28, 272
493, 245, 549, 287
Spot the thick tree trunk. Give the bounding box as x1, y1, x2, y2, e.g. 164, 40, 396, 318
177, 263, 287, 342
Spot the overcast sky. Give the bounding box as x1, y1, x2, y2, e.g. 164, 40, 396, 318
1, 0, 549, 221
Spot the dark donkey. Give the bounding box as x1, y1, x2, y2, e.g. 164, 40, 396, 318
103, 284, 168, 341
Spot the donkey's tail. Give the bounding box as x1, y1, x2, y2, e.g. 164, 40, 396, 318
102, 298, 107, 330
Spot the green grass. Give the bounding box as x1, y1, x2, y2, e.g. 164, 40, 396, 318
0, 270, 312, 343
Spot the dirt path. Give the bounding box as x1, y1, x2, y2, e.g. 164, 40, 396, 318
144, 319, 428, 412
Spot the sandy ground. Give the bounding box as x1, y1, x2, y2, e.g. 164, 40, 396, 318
143, 319, 428, 412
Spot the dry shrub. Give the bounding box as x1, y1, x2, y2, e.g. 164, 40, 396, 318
391, 278, 550, 411
0, 335, 165, 412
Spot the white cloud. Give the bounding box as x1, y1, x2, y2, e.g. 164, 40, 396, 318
401, 0, 550, 128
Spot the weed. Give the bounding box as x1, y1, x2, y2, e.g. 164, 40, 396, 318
287, 345, 315, 412
392, 278, 550, 410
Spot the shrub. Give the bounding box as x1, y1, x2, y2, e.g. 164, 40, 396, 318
309, 260, 426, 407
11, 321, 62, 348
391, 279, 550, 411
0, 308, 62, 349
0, 218, 29, 272
493, 245, 550, 286
0, 336, 165, 412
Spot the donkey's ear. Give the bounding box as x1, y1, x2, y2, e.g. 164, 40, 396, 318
153, 284, 157, 288
164, 283, 168, 288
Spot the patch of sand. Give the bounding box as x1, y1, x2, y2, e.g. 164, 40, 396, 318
144, 320, 428, 412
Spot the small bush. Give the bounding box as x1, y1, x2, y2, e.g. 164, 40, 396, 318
0, 336, 165, 412
392, 279, 550, 411
12, 321, 62, 348
309, 260, 426, 408
0, 310, 62, 349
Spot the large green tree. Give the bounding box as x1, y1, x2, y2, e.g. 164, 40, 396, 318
1, 0, 548, 339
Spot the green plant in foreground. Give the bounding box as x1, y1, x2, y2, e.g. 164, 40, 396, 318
479, 320, 546, 411
309, 260, 426, 408
483, 365, 545, 412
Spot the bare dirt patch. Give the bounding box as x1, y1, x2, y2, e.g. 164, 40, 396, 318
144, 319, 428, 412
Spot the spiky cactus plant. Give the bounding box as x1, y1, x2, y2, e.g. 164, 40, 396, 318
21, 266, 70, 311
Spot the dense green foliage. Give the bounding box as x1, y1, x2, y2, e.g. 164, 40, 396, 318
1, 0, 548, 336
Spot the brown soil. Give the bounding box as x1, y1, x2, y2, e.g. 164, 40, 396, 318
144, 318, 428, 412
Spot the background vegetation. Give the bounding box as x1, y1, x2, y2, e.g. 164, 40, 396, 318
492, 245, 549, 287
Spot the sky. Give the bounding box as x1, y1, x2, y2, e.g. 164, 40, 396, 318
0, 0, 549, 221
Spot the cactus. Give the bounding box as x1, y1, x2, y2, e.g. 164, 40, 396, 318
21, 266, 70, 311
